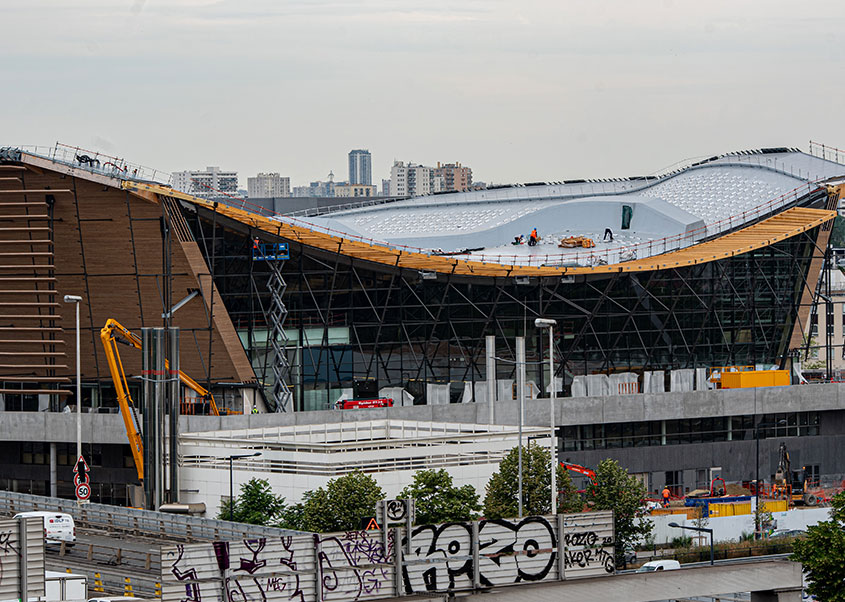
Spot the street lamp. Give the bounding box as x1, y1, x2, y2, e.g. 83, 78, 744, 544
668, 522, 714, 565
753, 418, 787, 539
227, 452, 262, 522
534, 318, 557, 515
63, 295, 83, 467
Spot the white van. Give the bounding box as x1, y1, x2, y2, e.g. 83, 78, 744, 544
636, 559, 681, 572
14, 511, 76, 545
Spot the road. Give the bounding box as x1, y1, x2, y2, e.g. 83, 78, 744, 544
45, 527, 172, 597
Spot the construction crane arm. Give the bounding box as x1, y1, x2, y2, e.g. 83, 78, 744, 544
177, 369, 220, 416
560, 461, 597, 483
100, 319, 145, 481
99, 318, 222, 482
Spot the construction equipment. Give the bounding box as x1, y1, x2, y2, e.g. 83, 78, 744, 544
709, 477, 727, 497
560, 461, 597, 484
772, 441, 819, 506
100, 318, 220, 481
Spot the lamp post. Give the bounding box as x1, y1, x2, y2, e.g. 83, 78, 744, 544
534, 318, 557, 514
63, 295, 83, 464
668, 522, 714, 565
227, 452, 261, 522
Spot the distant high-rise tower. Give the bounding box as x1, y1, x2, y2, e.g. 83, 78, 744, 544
348, 149, 372, 185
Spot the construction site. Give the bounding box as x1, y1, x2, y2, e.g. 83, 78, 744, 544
0, 142, 843, 516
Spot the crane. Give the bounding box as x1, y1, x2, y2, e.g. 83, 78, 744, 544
560, 461, 597, 483
100, 318, 220, 481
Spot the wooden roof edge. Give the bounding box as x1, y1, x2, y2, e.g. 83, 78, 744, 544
126, 183, 836, 277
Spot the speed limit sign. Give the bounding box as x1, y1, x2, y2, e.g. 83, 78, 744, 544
75, 482, 91, 502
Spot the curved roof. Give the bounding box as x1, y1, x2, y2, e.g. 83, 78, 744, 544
9, 143, 836, 278
125, 182, 835, 278
304, 150, 843, 267
121, 147, 841, 277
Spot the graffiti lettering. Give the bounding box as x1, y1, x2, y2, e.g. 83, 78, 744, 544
402, 516, 558, 593
0, 530, 16, 555
385, 500, 407, 522
564, 530, 597, 547
161, 511, 615, 602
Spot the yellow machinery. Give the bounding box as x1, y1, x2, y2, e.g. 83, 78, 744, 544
719, 370, 790, 389
709, 365, 790, 389
100, 318, 220, 481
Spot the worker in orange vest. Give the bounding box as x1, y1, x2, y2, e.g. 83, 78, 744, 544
662, 486, 671, 507
529, 228, 538, 247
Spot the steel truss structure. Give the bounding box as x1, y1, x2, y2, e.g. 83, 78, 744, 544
183, 201, 830, 412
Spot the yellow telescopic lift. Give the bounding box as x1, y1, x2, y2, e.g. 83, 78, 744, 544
100, 318, 220, 481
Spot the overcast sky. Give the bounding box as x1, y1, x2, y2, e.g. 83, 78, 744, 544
3, 1, 845, 187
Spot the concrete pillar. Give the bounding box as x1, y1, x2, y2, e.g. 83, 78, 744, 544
49, 443, 57, 497
485, 336, 496, 424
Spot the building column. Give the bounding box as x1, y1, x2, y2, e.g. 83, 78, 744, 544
49, 443, 57, 497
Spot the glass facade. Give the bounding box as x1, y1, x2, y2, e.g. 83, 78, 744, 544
187, 207, 821, 412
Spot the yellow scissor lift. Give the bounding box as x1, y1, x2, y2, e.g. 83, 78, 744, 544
100, 318, 220, 481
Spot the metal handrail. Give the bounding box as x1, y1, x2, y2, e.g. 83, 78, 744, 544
0, 490, 307, 539
18, 143, 172, 185
12, 143, 835, 268
809, 140, 845, 164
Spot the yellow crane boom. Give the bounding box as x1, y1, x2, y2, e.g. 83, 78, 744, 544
99, 318, 220, 481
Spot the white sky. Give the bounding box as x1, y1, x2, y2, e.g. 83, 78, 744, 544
3, 0, 845, 187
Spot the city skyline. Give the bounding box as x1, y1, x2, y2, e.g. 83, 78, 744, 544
3, 1, 845, 186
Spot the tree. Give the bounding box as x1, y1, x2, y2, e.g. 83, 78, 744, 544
398, 469, 481, 525
217, 478, 287, 526
585, 459, 653, 566
484, 444, 581, 519
300, 471, 385, 533
791, 491, 845, 602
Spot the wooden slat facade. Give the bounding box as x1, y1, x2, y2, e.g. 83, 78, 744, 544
0, 169, 63, 388
0, 158, 256, 409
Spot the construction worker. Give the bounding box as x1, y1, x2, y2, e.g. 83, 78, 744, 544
251, 406, 259, 414
529, 228, 538, 247
662, 486, 671, 507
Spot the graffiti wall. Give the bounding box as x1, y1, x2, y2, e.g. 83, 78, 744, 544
161, 511, 614, 602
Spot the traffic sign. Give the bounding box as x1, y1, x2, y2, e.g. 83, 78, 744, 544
75, 481, 91, 501
73, 472, 89, 487
360, 517, 380, 530
73, 455, 90, 476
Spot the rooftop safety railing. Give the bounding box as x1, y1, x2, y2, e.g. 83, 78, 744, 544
203, 176, 825, 269
12, 142, 837, 269
810, 140, 845, 165
286, 196, 407, 217
19, 142, 172, 185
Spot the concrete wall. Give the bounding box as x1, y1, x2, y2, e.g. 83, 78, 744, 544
178, 382, 845, 432
3, 381, 843, 444
1, 383, 843, 503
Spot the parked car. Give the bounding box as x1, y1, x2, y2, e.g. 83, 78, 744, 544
13, 511, 75, 545
636, 560, 681, 572
769, 529, 806, 539
622, 546, 638, 567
